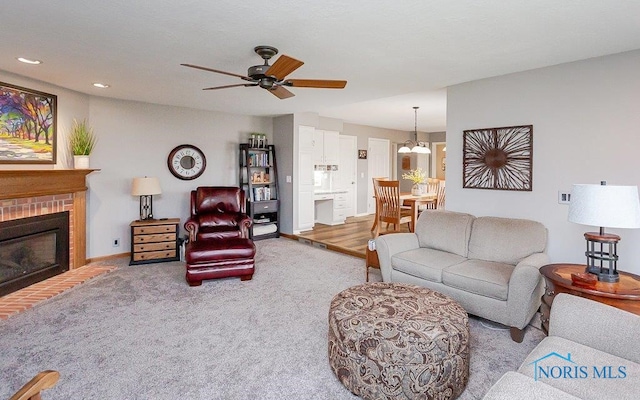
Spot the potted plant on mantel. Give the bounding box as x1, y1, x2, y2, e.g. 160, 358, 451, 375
69, 119, 97, 169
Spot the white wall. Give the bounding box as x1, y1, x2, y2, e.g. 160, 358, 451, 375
447, 50, 640, 274
87, 97, 272, 257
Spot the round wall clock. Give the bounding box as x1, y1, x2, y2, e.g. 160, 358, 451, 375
167, 145, 207, 180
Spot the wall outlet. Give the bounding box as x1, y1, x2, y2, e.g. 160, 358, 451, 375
558, 191, 571, 204
112, 238, 120, 247
286, 175, 292, 183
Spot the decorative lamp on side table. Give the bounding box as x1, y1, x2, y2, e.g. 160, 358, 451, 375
131, 177, 162, 221
567, 181, 640, 282
539, 263, 640, 335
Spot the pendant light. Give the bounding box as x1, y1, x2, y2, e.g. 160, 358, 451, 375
398, 106, 431, 154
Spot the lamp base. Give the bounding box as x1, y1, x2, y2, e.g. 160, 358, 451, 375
597, 271, 619, 283
583, 232, 620, 283
139, 195, 154, 221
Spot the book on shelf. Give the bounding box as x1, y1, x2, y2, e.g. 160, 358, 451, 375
248, 152, 270, 167
253, 186, 272, 201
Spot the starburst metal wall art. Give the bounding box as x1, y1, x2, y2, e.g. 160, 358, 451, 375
463, 125, 533, 191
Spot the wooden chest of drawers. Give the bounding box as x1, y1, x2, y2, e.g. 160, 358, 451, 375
130, 218, 180, 265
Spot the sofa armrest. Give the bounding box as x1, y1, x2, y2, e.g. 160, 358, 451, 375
375, 233, 419, 282
184, 217, 199, 242
237, 214, 252, 239
549, 293, 640, 364
506, 252, 549, 328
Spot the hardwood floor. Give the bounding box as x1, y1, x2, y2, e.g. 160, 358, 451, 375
289, 214, 412, 259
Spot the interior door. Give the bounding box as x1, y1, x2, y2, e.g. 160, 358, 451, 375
367, 138, 390, 214
297, 125, 315, 232
337, 135, 357, 218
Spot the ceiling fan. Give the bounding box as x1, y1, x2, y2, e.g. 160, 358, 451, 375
181, 45, 347, 99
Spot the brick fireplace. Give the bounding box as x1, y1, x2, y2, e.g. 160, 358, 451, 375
0, 170, 94, 272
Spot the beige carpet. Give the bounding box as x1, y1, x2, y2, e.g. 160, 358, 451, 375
0, 238, 544, 399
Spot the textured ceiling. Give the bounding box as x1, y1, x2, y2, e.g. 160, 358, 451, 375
2, 1, 640, 131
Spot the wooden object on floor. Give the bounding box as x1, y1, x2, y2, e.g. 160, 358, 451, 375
539, 263, 640, 334
370, 177, 388, 233
366, 247, 380, 281
435, 184, 446, 209
10, 370, 59, 400
130, 218, 180, 265
401, 193, 437, 228
373, 180, 413, 237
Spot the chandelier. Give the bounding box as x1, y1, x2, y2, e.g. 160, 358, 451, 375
398, 106, 431, 154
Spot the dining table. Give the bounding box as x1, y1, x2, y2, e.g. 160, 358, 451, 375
371, 192, 437, 234
400, 193, 437, 231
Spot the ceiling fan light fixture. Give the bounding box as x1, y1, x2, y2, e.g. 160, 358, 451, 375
182, 45, 346, 99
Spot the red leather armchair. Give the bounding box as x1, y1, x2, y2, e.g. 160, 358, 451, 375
185, 186, 252, 242
184, 187, 256, 286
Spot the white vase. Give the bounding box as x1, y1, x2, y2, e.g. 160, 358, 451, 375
411, 183, 423, 196
74, 155, 90, 169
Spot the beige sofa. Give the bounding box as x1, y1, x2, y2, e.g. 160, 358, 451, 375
483, 293, 640, 399
375, 210, 549, 342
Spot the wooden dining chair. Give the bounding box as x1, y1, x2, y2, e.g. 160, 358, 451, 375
416, 178, 440, 212
436, 183, 446, 209
373, 180, 413, 237
370, 177, 388, 233
426, 178, 440, 195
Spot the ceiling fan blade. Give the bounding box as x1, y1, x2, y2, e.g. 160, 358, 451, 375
265, 55, 304, 80
203, 83, 258, 90
284, 79, 347, 89
269, 86, 295, 99
181, 63, 252, 81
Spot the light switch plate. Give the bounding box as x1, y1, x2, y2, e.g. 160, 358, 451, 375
558, 191, 571, 204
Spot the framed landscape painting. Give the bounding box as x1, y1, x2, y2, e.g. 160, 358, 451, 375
0, 82, 57, 164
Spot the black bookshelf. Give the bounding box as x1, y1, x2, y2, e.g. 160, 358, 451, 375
239, 143, 280, 240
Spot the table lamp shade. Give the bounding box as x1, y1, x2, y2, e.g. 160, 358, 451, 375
568, 184, 640, 229
131, 177, 162, 196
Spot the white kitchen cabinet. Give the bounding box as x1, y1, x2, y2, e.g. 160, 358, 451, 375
313, 130, 340, 165
314, 191, 347, 225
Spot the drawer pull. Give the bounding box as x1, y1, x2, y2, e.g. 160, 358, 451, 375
264, 205, 269, 208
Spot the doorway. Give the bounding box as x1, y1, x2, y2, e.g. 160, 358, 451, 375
337, 135, 357, 218
367, 138, 390, 214
431, 142, 446, 180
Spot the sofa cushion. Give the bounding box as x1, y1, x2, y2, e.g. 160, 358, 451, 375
518, 336, 640, 400
442, 259, 514, 301
414, 210, 475, 258
468, 216, 547, 265
391, 248, 466, 283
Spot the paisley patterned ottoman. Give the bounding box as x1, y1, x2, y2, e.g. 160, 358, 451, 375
328, 282, 469, 400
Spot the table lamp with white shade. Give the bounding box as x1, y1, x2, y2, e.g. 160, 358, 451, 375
131, 177, 162, 221
568, 181, 640, 282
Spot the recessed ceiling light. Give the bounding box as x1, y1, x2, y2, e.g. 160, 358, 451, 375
17, 57, 42, 65
93, 83, 110, 89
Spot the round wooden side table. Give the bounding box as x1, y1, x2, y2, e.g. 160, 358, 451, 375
539, 263, 640, 334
